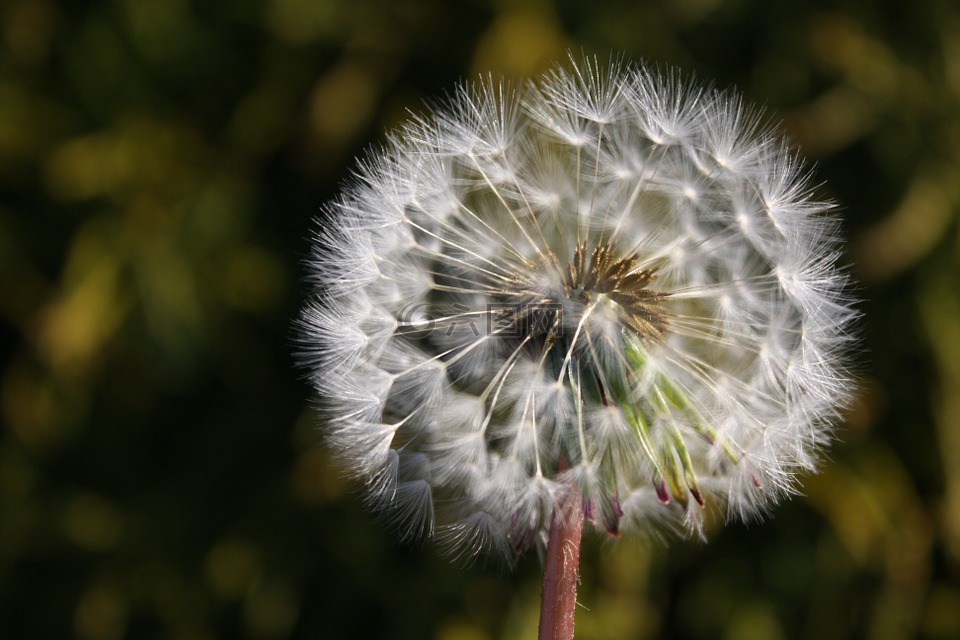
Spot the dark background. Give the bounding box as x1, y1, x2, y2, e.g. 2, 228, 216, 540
1, 0, 958, 638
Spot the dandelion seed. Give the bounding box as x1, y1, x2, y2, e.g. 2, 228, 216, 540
295, 54, 857, 636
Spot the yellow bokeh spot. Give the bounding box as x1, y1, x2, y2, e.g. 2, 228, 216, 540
2, 363, 69, 449
724, 603, 784, 640
63, 492, 123, 551
810, 15, 901, 100
205, 539, 262, 600
309, 63, 378, 146
38, 222, 126, 379
266, 0, 344, 44
471, 7, 568, 78
1, 0, 59, 66
854, 167, 954, 281
436, 618, 490, 640
220, 246, 286, 314
45, 134, 136, 201
243, 582, 300, 639
291, 447, 347, 504
74, 584, 127, 640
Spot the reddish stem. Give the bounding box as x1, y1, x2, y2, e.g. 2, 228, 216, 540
538, 479, 584, 640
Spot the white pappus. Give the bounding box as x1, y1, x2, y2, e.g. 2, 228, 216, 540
295, 56, 857, 563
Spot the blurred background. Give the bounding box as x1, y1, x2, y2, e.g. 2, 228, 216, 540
1, 0, 958, 638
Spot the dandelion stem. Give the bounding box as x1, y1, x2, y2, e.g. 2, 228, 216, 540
538, 469, 584, 640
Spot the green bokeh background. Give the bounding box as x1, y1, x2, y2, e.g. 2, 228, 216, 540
2, 0, 959, 638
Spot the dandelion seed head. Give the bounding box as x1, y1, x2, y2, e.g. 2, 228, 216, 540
296, 55, 858, 563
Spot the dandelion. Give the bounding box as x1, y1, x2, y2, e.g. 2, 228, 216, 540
296, 56, 856, 638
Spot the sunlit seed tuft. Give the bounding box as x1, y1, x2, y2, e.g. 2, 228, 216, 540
295, 54, 858, 563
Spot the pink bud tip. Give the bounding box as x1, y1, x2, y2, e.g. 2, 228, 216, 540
655, 478, 670, 504
610, 495, 624, 519
690, 486, 705, 507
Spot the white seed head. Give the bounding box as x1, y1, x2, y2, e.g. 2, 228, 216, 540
296, 56, 857, 563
